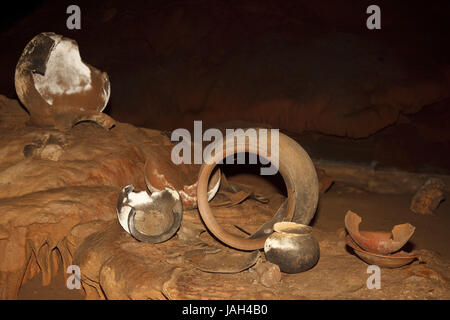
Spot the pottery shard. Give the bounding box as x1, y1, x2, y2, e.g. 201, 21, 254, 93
410, 178, 445, 215
252, 262, 281, 288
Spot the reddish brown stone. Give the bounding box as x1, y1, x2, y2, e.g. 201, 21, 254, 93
410, 178, 445, 215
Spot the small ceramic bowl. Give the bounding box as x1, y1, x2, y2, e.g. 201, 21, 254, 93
264, 222, 320, 273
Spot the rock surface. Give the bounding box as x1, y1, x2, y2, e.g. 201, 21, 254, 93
0, 94, 166, 299
410, 178, 446, 215
1, 1, 449, 138
251, 261, 282, 288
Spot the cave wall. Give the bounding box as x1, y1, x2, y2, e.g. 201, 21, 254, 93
0, 0, 449, 138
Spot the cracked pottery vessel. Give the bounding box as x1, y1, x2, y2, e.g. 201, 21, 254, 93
15, 32, 115, 131
345, 210, 415, 255
196, 128, 319, 251
116, 185, 183, 244
345, 235, 419, 268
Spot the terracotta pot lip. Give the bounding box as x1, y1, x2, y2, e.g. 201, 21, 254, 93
273, 222, 312, 235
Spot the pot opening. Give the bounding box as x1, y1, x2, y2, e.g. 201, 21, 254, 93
219, 152, 286, 195
273, 222, 312, 235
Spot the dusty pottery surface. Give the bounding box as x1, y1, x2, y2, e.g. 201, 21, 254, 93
14, 33, 114, 131
196, 128, 320, 251
144, 152, 221, 210
116, 185, 183, 244
264, 222, 320, 273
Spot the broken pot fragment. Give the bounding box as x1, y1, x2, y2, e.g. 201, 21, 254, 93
116, 185, 182, 244
344, 210, 415, 255
345, 235, 419, 268
15, 32, 114, 131
196, 128, 319, 250
184, 245, 260, 274
144, 153, 221, 210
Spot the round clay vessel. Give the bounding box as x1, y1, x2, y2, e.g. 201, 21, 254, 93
196, 128, 319, 251
264, 222, 320, 273
15, 32, 114, 131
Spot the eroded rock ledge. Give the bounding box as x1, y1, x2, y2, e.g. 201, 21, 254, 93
1, 94, 449, 300
0, 94, 167, 299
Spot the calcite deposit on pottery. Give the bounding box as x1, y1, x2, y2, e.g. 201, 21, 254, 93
116, 184, 183, 244
144, 154, 221, 210
15, 32, 114, 131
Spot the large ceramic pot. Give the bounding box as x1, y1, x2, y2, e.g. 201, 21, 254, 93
196, 128, 319, 251
264, 222, 320, 273
15, 32, 114, 131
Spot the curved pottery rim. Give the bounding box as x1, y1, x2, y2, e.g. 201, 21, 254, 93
273, 222, 312, 235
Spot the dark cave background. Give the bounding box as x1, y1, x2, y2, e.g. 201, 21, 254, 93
1, 0, 450, 173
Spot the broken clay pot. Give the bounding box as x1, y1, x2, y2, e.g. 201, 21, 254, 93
184, 245, 260, 274
15, 32, 114, 131
345, 210, 415, 255
116, 185, 182, 244
144, 149, 221, 210
345, 235, 419, 268
196, 128, 319, 250
264, 222, 320, 274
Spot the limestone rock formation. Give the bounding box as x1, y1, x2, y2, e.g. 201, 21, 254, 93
1, 94, 449, 300
0, 94, 166, 298
410, 178, 446, 215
